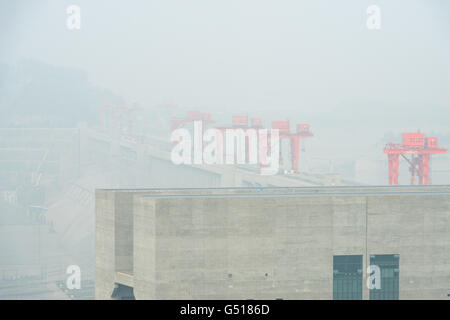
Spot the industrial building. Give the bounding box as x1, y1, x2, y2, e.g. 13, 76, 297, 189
95, 186, 450, 300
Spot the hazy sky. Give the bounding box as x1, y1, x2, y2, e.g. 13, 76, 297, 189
1, 0, 449, 156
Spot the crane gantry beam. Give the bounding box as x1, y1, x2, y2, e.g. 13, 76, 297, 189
384, 131, 447, 185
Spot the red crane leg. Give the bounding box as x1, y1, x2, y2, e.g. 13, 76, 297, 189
420, 154, 430, 185
279, 140, 283, 166
258, 132, 270, 170
384, 131, 446, 186
290, 136, 300, 173
393, 155, 399, 185
245, 135, 249, 163
388, 154, 399, 185
417, 155, 423, 185
411, 156, 419, 185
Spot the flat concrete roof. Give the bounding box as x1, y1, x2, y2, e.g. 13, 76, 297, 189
98, 185, 450, 192
137, 186, 450, 199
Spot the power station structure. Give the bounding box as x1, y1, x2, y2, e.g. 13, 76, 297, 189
170, 110, 215, 132
271, 120, 313, 173
170, 111, 314, 174
384, 131, 447, 185
95, 186, 450, 300
214, 115, 265, 163
99, 100, 140, 135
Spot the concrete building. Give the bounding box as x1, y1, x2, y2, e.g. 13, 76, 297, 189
95, 186, 450, 300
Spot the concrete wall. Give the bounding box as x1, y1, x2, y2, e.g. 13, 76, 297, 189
95, 186, 450, 299
367, 195, 450, 299
94, 190, 116, 300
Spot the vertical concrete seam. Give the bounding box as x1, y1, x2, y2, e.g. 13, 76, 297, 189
365, 196, 368, 300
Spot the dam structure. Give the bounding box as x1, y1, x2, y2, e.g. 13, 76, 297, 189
95, 186, 450, 300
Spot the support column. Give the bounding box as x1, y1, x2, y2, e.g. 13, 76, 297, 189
411, 156, 419, 185
419, 154, 430, 185
95, 190, 117, 300
290, 136, 301, 173
388, 154, 399, 185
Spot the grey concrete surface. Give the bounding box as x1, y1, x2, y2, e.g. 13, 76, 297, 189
95, 186, 450, 299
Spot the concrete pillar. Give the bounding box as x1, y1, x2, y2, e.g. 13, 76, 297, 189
94, 190, 116, 299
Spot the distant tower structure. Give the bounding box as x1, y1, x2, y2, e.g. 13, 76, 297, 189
383, 130, 447, 185
170, 110, 215, 132
213, 115, 250, 162
99, 100, 140, 136
271, 121, 313, 173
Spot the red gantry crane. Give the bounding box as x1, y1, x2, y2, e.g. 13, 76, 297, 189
170, 110, 215, 131
169, 111, 314, 174
216, 115, 267, 162
170, 110, 215, 151
384, 130, 447, 185
271, 120, 313, 173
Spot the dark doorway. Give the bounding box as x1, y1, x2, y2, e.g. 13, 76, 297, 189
111, 283, 135, 300
333, 255, 363, 300
369, 254, 399, 300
